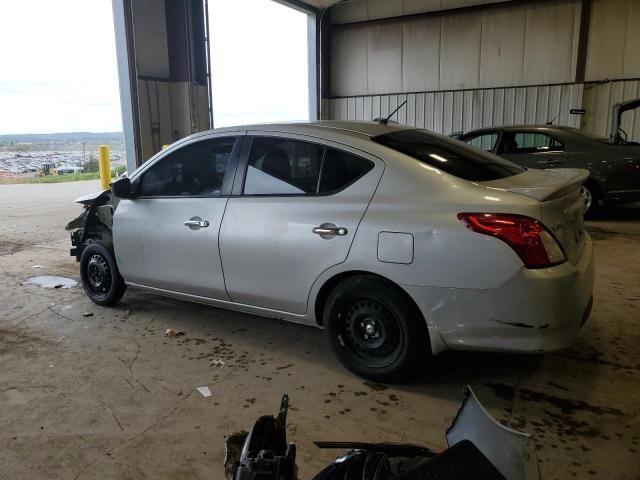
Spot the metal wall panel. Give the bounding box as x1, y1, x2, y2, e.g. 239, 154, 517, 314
402, 17, 441, 92
523, 0, 579, 85
328, 83, 584, 135
132, 0, 170, 78
137, 80, 211, 161
367, 23, 403, 94
581, 80, 640, 141
586, 0, 640, 82
330, 1, 580, 97
330, 26, 368, 97
440, 12, 482, 90
479, 6, 526, 88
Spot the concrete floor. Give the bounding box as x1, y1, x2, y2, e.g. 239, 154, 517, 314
1, 180, 639, 479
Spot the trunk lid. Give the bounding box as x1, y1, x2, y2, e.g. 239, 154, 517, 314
479, 168, 589, 265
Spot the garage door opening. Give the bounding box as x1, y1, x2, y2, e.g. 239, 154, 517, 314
208, 0, 315, 127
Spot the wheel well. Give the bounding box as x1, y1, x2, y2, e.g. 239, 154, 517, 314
314, 271, 425, 328
584, 178, 602, 200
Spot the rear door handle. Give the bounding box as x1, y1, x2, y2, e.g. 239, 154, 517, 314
537, 158, 563, 165
184, 217, 210, 229
313, 224, 348, 236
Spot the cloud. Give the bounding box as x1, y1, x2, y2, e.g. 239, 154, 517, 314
0, 0, 311, 134
0, 0, 122, 134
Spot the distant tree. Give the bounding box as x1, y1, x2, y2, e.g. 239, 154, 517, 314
112, 165, 127, 177
83, 158, 99, 173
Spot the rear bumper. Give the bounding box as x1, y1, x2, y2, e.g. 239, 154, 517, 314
403, 235, 595, 355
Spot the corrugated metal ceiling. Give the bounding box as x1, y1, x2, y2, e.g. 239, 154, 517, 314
298, 0, 520, 13
296, 0, 345, 8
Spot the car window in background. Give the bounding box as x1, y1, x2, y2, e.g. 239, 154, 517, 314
319, 149, 373, 194
244, 137, 324, 195
503, 132, 564, 153
466, 133, 498, 152
138, 137, 236, 196
373, 129, 525, 181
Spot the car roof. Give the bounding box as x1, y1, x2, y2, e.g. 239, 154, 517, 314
461, 125, 580, 135
203, 120, 411, 139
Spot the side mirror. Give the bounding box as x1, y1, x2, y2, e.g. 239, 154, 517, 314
111, 177, 135, 199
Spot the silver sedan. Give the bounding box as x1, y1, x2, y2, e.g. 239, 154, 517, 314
68, 121, 595, 380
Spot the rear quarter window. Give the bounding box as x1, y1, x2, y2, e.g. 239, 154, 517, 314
319, 148, 373, 194
372, 129, 525, 181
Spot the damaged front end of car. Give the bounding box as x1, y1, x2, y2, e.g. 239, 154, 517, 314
65, 190, 118, 261
225, 387, 540, 480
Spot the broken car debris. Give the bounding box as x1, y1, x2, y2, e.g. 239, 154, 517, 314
225, 388, 540, 480
197, 386, 212, 398
210, 359, 226, 368
164, 328, 185, 337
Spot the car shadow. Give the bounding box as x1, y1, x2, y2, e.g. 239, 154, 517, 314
587, 203, 640, 222
116, 289, 549, 407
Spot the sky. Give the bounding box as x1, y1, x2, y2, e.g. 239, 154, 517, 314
0, 0, 309, 135
209, 0, 309, 127
0, 0, 122, 134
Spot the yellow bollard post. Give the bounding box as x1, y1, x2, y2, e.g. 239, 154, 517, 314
98, 145, 111, 191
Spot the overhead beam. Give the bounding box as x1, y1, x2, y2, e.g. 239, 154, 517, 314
273, 0, 321, 15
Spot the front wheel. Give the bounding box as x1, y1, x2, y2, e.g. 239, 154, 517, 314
323, 275, 428, 381
79, 242, 126, 306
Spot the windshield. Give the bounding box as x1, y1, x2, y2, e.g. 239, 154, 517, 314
372, 129, 525, 181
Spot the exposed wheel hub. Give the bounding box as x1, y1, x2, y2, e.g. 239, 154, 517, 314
363, 319, 378, 337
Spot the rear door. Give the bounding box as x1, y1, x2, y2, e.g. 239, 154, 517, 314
498, 131, 568, 169
113, 134, 242, 299
219, 133, 383, 314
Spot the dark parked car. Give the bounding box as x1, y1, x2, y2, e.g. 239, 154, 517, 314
457, 99, 640, 213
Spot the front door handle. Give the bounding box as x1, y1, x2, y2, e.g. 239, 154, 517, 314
184, 217, 210, 229
313, 224, 348, 237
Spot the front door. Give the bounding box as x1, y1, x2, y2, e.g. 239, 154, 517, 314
498, 131, 568, 169
219, 134, 382, 314
113, 134, 241, 299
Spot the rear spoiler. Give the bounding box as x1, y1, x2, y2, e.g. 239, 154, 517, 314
479, 168, 589, 202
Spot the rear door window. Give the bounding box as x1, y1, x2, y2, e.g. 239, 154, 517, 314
243, 137, 373, 195
373, 129, 524, 181
244, 137, 324, 195
502, 132, 564, 153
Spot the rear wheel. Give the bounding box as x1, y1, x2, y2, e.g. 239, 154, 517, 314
323, 275, 428, 381
79, 243, 126, 306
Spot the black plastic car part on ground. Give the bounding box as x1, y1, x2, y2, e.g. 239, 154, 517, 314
225, 389, 539, 480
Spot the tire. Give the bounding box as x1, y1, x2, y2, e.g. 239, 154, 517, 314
79, 242, 126, 306
323, 275, 429, 381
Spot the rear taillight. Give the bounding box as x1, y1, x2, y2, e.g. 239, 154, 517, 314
457, 213, 566, 269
